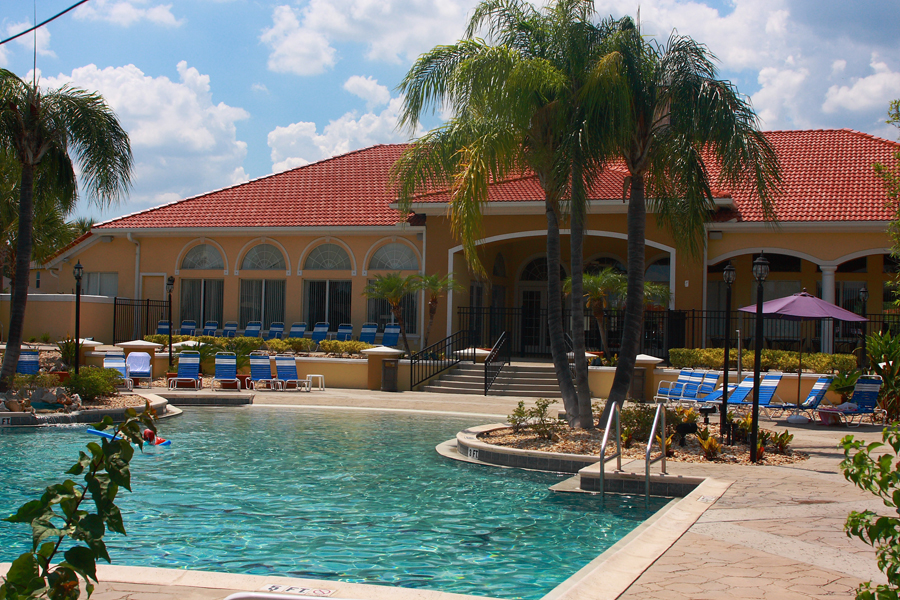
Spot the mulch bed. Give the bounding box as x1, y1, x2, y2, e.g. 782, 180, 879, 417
480, 426, 808, 466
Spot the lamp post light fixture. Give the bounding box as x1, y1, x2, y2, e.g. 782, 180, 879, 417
750, 251, 769, 463
166, 276, 175, 369
860, 286, 869, 371
73, 261, 84, 375
721, 261, 736, 441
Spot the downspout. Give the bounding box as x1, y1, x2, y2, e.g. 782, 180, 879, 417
127, 232, 141, 298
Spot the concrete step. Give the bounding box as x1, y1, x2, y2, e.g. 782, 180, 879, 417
422, 383, 564, 397
428, 379, 563, 393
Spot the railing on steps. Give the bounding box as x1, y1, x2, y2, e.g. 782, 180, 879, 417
484, 331, 509, 395
645, 402, 668, 503
598, 402, 622, 497
409, 330, 475, 390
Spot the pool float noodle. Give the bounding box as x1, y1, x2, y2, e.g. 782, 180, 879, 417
86, 428, 171, 446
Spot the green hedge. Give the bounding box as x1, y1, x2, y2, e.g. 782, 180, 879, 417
667, 347, 856, 373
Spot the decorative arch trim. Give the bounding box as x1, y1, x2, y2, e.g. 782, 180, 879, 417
234, 237, 291, 276
362, 237, 422, 276
174, 238, 229, 275
707, 246, 891, 268
297, 237, 357, 276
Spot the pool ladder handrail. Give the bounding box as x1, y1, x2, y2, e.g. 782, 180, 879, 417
645, 402, 668, 499
598, 402, 622, 497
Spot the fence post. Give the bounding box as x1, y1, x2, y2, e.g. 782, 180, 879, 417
113, 297, 118, 344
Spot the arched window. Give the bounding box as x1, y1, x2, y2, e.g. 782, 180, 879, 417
586, 257, 625, 275
305, 244, 351, 270
369, 243, 418, 270
493, 253, 507, 278
646, 257, 670, 284
181, 244, 224, 270
241, 244, 286, 270
520, 257, 565, 281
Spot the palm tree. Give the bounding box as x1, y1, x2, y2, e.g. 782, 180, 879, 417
564, 267, 671, 358
417, 273, 462, 348
393, 0, 627, 427
0, 70, 132, 390
362, 273, 419, 354
598, 28, 782, 420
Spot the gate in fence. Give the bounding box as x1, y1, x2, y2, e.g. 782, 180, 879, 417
113, 298, 170, 344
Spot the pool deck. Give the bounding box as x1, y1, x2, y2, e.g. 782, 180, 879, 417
5, 388, 887, 600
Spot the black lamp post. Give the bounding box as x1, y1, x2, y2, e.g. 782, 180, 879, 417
73, 261, 83, 375
750, 251, 769, 463
860, 286, 869, 371
166, 276, 175, 369
722, 261, 736, 440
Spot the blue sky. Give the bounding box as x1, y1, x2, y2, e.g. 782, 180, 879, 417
1, 0, 899, 221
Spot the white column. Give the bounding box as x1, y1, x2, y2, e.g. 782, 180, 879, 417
820, 266, 837, 354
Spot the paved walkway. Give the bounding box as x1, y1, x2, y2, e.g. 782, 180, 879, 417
9, 389, 889, 599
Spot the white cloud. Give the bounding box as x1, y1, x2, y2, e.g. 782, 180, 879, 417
7, 20, 55, 58
73, 0, 183, 27
343, 75, 390, 110
822, 55, 900, 114
268, 96, 413, 172
41, 61, 249, 210
0, 46, 8, 67
751, 65, 810, 129
260, 5, 336, 76
251, 83, 269, 93
261, 0, 471, 76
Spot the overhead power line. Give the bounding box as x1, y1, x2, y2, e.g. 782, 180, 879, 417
0, 0, 93, 47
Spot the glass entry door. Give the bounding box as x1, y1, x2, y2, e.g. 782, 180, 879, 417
519, 288, 546, 354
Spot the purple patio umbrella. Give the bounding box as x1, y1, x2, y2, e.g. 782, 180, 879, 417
739, 289, 867, 413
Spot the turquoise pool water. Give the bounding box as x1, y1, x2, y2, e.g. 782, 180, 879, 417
0, 408, 666, 599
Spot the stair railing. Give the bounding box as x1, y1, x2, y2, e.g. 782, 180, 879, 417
409, 330, 475, 390
645, 402, 668, 501
484, 331, 509, 395
597, 402, 622, 497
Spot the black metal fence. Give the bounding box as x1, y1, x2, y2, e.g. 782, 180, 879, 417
409, 329, 475, 390
113, 298, 170, 344
484, 331, 510, 395
457, 307, 898, 362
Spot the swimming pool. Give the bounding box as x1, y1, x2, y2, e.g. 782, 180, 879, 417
0, 407, 666, 599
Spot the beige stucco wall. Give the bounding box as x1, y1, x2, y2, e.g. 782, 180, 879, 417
0, 294, 114, 343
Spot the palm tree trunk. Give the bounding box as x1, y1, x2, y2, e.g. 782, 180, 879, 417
392, 304, 411, 355
593, 305, 611, 358
603, 174, 646, 421
545, 194, 578, 425
0, 164, 35, 391
570, 160, 593, 428
423, 296, 438, 348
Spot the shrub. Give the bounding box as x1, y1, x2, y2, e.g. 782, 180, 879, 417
65, 366, 122, 402
667, 347, 855, 373
773, 430, 794, 454
698, 435, 720, 460
618, 404, 680, 442
655, 432, 675, 456
143, 334, 192, 346
11, 372, 60, 393
285, 337, 316, 353
508, 400, 529, 433
317, 340, 374, 355
528, 398, 564, 440
265, 338, 291, 353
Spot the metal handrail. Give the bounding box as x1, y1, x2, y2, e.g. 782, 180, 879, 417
409, 330, 473, 390
597, 402, 622, 497
645, 402, 668, 500
484, 331, 509, 395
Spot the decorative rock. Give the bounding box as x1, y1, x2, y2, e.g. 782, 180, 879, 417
71, 394, 82, 405
40, 390, 58, 404
6, 400, 23, 412
55, 388, 67, 401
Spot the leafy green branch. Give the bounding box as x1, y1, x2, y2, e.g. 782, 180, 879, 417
840, 424, 900, 599
0, 405, 157, 600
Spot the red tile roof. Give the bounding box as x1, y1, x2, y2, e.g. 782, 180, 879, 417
96, 129, 898, 230
97, 144, 413, 229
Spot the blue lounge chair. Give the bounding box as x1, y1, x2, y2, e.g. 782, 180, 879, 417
16, 350, 40, 375
817, 375, 884, 427
126, 352, 152, 388
381, 324, 401, 348
288, 322, 307, 338
249, 353, 280, 390
222, 321, 238, 338
796, 376, 835, 418
103, 353, 133, 391
180, 320, 197, 336
212, 352, 240, 391
335, 323, 353, 341
676, 372, 720, 405
311, 322, 329, 348
168, 351, 201, 390
730, 372, 784, 418
275, 355, 310, 392
203, 321, 219, 336
244, 321, 262, 338
700, 375, 754, 406
359, 322, 378, 344
156, 320, 171, 336
654, 368, 694, 402
266, 322, 285, 340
